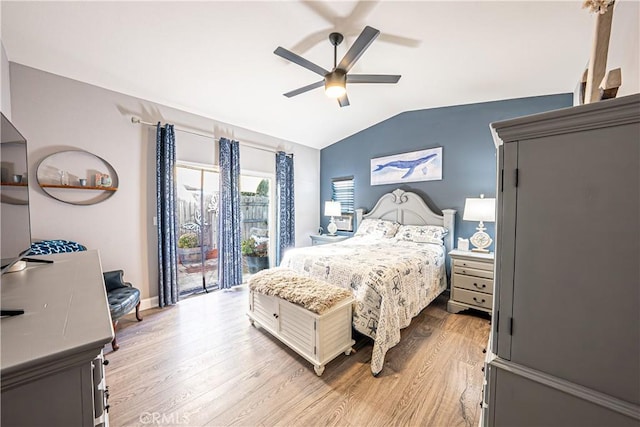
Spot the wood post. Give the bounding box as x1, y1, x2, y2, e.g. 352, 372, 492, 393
599, 68, 622, 100
584, 4, 615, 104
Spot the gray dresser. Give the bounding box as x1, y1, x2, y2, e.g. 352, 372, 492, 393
484, 94, 640, 426
1, 250, 114, 426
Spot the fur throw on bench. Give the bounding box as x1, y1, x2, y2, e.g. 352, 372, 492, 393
248, 268, 352, 314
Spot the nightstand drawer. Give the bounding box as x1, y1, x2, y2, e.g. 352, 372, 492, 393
454, 274, 493, 294
453, 266, 494, 279
453, 258, 493, 271
310, 235, 349, 246
453, 288, 493, 310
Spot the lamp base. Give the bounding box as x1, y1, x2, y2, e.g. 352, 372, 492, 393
469, 230, 492, 253
471, 248, 490, 253
327, 221, 338, 236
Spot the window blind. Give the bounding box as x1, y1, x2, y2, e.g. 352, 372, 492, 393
331, 177, 354, 214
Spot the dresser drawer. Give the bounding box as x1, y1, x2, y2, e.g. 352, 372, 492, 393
454, 274, 494, 294
453, 258, 493, 271
452, 288, 493, 310
453, 265, 494, 279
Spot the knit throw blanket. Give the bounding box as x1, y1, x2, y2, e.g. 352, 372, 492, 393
249, 268, 352, 314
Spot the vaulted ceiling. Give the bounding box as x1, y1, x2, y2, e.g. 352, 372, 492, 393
2, 1, 600, 149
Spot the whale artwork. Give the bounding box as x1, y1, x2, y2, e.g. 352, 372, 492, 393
370, 147, 442, 186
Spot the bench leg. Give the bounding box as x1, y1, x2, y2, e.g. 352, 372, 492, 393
135, 301, 143, 321
111, 320, 120, 352
314, 365, 325, 376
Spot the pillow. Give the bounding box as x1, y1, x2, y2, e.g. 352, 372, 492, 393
394, 225, 448, 244
354, 218, 400, 238
27, 239, 87, 255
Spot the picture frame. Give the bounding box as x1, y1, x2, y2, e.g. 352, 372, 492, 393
370, 147, 442, 186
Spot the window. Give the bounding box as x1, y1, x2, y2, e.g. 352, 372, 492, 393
331, 176, 354, 214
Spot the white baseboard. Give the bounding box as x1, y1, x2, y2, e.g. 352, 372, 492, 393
140, 296, 159, 311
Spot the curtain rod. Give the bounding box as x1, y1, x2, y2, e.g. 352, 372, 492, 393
131, 117, 280, 154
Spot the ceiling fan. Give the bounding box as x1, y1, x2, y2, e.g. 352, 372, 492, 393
274, 26, 401, 107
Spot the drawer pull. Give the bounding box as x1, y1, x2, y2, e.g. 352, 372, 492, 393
273, 313, 279, 319
461, 270, 466, 274
473, 297, 486, 304
474, 283, 487, 289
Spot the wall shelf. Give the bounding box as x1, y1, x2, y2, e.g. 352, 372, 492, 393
0, 182, 28, 187
40, 184, 117, 191
36, 149, 119, 205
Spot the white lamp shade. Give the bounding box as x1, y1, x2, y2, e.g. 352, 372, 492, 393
463, 197, 496, 222
324, 201, 342, 217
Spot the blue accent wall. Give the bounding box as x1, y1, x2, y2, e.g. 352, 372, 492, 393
320, 94, 573, 250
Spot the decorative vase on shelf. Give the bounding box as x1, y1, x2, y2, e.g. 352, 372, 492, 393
59, 171, 69, 186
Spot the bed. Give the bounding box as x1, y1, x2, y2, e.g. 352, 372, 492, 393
280, 189, 456, 375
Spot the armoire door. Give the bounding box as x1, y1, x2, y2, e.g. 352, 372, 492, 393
499, 123, 639, 404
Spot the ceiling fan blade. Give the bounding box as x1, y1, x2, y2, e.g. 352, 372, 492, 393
338, 93, 350, 107
283, 81, 324, 98
274, 46, 329, 77
347, 74, 401, 84
378, 33, 421, 48
337, 26, 380, 72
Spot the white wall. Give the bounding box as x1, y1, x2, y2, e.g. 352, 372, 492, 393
9, 63, 319, 304
1, 41, 11, 118
608, 0, 639, 96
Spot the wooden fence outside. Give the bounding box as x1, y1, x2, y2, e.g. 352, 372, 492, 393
177, 193, 269, 247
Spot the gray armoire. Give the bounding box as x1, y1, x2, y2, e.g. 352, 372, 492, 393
483, 94, 639, 426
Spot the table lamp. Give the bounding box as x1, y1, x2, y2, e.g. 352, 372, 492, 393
324, 201, 342, 236
462, 194, 496, 253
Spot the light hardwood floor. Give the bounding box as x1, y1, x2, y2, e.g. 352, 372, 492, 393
106, 286, 490, 427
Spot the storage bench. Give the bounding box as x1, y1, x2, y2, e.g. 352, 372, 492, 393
247, 268, 355, 376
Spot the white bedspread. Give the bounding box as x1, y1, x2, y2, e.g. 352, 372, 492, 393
280, 236, 446, 375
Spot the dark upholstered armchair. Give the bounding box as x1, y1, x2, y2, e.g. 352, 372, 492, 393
103, 270, 142, 351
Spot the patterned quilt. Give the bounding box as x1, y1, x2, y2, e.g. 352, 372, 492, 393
280, 236, 446, 375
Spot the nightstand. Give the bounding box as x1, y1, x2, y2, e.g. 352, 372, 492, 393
309, 234, 349, 246
447, 249, 494, 315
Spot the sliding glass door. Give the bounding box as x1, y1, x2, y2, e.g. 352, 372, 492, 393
175, 164, 274, 294
176, 165, 219, 295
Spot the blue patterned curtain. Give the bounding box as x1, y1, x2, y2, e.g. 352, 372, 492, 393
218, 137, 243, 289
156, 123, 179, 307
276, 152, 295, 265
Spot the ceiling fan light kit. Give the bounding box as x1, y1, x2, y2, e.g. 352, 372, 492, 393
274, 26, 401, 107
325, 70, 346, 98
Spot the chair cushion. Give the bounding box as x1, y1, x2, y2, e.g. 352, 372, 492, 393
108, 287, 141, 320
